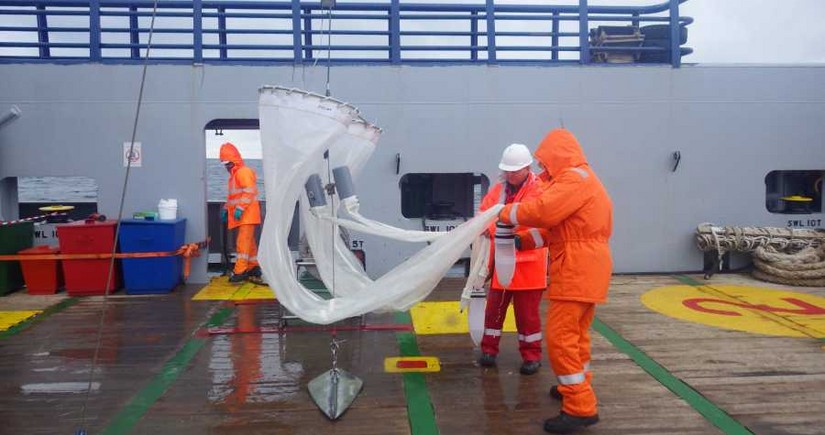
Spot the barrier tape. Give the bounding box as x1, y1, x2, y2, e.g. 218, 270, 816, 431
0, 239, 210, 279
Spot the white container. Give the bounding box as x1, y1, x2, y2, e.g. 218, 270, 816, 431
158, 198, 178, 220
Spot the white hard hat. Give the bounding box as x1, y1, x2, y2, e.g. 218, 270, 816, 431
498, 143, 533, 171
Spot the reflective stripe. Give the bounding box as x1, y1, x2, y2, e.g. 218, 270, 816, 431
509, 203, 519, 225
557, 372, 586, 385
584, 361, 591, 372
570, 167, 588, 179
230, 187, 256, 194
484, 328, 502, 337
236, 253, 250, 260
518, 332, 542, 343
528, 228, 544, 248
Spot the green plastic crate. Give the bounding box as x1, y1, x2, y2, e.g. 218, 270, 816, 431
0, 222, 34, 295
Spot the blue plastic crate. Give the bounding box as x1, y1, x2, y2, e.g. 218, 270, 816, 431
118, 218, 186, 294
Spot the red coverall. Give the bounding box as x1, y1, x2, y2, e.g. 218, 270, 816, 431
479, 172, 548, 363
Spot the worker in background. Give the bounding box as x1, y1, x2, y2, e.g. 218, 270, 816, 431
220, 142, 262, 283
498, 129, 612, 433
477, 143, 549, 376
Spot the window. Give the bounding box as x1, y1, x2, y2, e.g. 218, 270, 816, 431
400, 173, 489, 219
765, 170, 824, 214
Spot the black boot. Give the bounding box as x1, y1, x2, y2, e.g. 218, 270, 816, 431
478, 353, 496, 367
549, 385, 562, 400
228, 271, 248, 283
519, 360, 541, 375
543, 411, 599, 434
248, 266, 262, 277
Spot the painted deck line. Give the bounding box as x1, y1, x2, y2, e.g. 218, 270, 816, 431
100, 305, 235, 435
593, 314, 753, 435
674, 274, 825, 341
394, 311, 439, 435
0, 297, 78, 339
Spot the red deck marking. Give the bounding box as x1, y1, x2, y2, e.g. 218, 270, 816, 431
396, 360, 429, 369
683, 297, 825, 317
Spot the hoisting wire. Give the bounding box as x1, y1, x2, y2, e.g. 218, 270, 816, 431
324, 1, 333, 97
76, 0, 160, 433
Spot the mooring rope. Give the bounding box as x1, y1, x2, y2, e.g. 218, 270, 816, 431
695, 223, 825, 287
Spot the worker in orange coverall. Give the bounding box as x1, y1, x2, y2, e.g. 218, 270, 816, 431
219, 142, 262, 283
498, 129, 613, 434
477, 143, 548, 375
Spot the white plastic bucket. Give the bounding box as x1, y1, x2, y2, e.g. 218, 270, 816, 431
158, 198, 178, 220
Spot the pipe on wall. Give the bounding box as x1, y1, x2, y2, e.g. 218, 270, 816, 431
0, 106, 22, 130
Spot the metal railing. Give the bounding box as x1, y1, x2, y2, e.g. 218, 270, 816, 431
0, 0, 692, 66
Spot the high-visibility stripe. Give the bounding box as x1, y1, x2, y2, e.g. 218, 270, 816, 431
528, 228, 544, 248
518, 332, 542, 343
584, 361, 591, 372
557, 372, 586, 385
484, 328, 502, 337
509, 203, 519, 225
230, 187, 256, 194
570, 167, 588, 179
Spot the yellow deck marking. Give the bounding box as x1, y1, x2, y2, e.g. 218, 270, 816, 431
0, 310, 42, 331
384, 356, 441, 373
409, 301, 516, 335
642, 284, 825, 338
192, 276, 275, 301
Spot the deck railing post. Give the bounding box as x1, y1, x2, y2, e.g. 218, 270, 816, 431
303, 7, 313, 61
218, 7, 227, 59
89, 0, 101, 61
669, 0, 681, 67
389, 0, 400, 64
470, 11, 478, 62
551, 11, 559, 61
291, 0, 303, 63
129, 6, 139, 59
36, 5, 50, 58
485, 0, 496, 64
578, 0, 588, 64
193, 0, 203, 63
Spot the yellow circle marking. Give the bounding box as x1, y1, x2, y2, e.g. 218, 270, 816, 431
642, 285, 825, 338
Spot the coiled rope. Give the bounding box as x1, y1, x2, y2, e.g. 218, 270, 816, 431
695, 223, 825, 287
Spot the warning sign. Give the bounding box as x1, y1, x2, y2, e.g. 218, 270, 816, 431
641, 284, 825, 338
123, 142, 142, 167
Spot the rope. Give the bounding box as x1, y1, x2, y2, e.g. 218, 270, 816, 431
77, 0, 160, 432
695, 223, 823, 253
695, 223, 825, 287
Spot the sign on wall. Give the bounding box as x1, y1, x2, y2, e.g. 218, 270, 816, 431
123, 142, 142, 167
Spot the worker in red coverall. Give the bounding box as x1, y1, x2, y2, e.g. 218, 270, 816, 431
219, 142, 262, 283
477, 143, 549, 375
499, 129, 613, 433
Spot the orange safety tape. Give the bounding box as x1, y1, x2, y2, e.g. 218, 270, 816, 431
0, 239, 209, 280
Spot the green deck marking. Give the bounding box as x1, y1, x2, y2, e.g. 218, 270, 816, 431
101, 305, 234, 435
0, 297, 78, 339
593, 316, 753, 434
394, 311, 439, 435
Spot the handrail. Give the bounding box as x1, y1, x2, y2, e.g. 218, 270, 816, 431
0, 0, 692, 66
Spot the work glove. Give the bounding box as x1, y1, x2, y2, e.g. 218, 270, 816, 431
234, 207, 244, 221
220, 208, 228, 223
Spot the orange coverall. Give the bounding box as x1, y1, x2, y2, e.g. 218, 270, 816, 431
219, 143, 262, 275
499, 129, 613, 418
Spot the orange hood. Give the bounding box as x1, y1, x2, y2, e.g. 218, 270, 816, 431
219, 142, 245, 166
534, 129, 588, 177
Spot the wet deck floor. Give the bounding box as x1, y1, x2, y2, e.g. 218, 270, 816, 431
1, 273, 823, 434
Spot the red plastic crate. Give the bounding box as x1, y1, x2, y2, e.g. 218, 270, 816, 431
18, 246, 63, 295
57, 220, 121, 296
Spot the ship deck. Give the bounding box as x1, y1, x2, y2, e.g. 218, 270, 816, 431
1, 273, 823, 434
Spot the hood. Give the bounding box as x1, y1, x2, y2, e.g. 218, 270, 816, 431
533, 129, 587, 177
219, 142, 245, 166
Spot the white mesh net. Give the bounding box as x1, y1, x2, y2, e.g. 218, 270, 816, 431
257, 87, 499, 324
